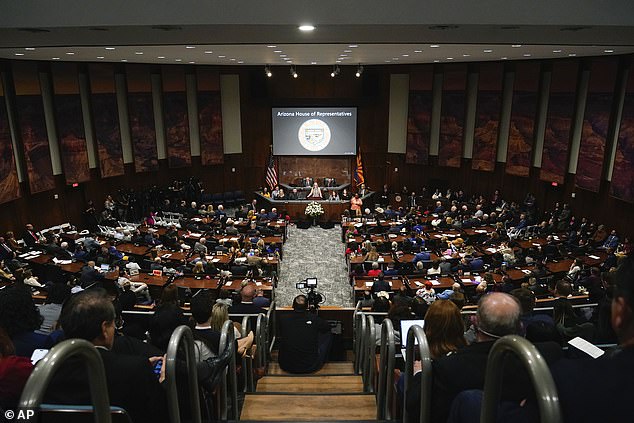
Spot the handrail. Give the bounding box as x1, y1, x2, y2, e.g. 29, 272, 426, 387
363, 314, 376, 393
481, 335, 561, 423
218, 320, 238, 420
402, 325, 433, 423
165, 325, 201, 423
377, 318, 396, 420
352, 301, 362, 374
267, 301, 277, 355
240, 316, 254, 393
460, 302, 599, 315
19, 339, 112, 423
256, 313, 268, 370
354, 312, 367, 375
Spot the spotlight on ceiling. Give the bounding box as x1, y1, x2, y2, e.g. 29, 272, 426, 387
330, 65, 341, 78
265, 65, 272, 77
290, 66, 298, 78
355, 64, 364, 78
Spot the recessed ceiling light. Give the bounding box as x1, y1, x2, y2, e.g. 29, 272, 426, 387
402, 54, 409, 57
349, 45, 358, 48
341, 57, 350, 60
274, 50, 282, 53
340, 54, 347, 57
105, 47, 115, 50
336, 60, 342, 63
483, 49, 493, 53
414, 50, 422, 53
238, 61, 244, 64
344, 50, 352, 53
392, 57, 399, 60
189, 61, 195, 64
175, 59, 182, 62
24, 47, 35, 51
14, 53, 24, 56
463, 54, 470, 57
185, 46, 195, 49
311, 61, 317, 65
52, 57, 60, 60
433, 60, 440, 63
204, 51, 213, 54
446, 57, 454, 60
523, 53, 531, 57
218, 55, 226, 58
604, 49, 614, 53
501, 57, 508, 60
286, 60, 293, 63
230, 58, 236, 61
511, 44, 522, 48
66, 52, 75, 55
267, 45, 277, 48
135, 52, 143, 55
385, 60, 391, 63
158, 56, 166, 59
299, 24, 315, 31
97, 56, 104, 59
552, 49, 562, 53
568, 53, 576, 57
121, 59, 127, 62
430, 45, 439, 48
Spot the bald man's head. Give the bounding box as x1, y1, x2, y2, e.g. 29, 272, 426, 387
476, 292, 521, 340
241, 284, 256, 302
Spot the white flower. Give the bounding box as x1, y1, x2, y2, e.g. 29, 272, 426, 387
305, 201, 324, 217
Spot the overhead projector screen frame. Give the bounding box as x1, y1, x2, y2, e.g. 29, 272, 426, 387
272, 107, 358, 156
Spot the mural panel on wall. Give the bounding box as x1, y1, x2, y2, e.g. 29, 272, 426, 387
472, 63, 503, 172
406, 66, 433, 165
0, 77, 20, 203
438, 64, 467, 167
540, 60, 579, 184
197, 68, 223, 165
162, 66, 191, 168
506, 62, 541, 177
576, 58, 618, 192
126, 65, 158, 173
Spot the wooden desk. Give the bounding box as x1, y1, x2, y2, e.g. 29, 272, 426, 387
116, 243, 152, 257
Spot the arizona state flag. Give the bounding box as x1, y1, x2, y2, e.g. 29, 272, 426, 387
353, 150, 365, 188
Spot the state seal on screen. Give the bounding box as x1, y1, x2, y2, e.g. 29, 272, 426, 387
298, 119, 331, 152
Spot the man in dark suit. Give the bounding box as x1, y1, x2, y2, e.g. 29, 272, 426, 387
551, 256, 634, 423
278, 294, 332, 373
229, 283, 264, 315
44, 289, 169, 423
406, 292, 562, 423
0, 236, 15, 260
21, 223, 41, 249
79, 260, 104, 288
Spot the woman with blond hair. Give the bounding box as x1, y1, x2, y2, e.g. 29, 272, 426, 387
210, 303, 243, 340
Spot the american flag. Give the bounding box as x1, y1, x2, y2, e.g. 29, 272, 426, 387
265, 150, 278, 190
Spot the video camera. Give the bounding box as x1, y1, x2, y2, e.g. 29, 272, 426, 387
296, 277, 325, 310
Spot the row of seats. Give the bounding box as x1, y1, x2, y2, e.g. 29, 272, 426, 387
201, 191, 246, 207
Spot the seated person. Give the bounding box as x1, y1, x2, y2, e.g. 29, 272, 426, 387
278, 295, 332, 373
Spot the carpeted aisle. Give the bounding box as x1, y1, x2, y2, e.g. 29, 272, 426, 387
275, 224, 353, 308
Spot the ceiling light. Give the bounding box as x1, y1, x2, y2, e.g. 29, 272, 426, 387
385, 60, 391, 63
344, 50, 352, 53
185, 46, 195, 49
501, 57, 508, 60
280, 54, 287, 57
349, 45, 358, 48
339, 54, 348, 57
414, 50, 422, 53
218, 55, 226, 58
511, 44, 522, 48
52, 57, 60, 60
290, 66, 298, 78
14, 53, 24, 56
25, 47, 35, 51
204, 51, 212, 54
483, 49, 493, 53
402, 54, 409, 57
463, 54, 470, 57
311, 61, 317, 65
189, 61, 195, 64
433, 60, 440, 63
287, 60, 293, 63
265, 65, 272, 77
66, 52, 75, 55
267, 45, 277, 48
135, 52, 143, 55
430, 45, 439, 48
336, 60, 342, 63
604, 49, 614, 53
97, 56, 104, 59
568, 53, 576, 57
238, 61, 244, 64
330, 65, 341, 78
121, 59, 127, 62
158, 56, 165, 59
446, 57, 454, 60
105, 47, 115, 50
230, 58, 236, 61
175, 59, 182, 62
523, 53, 531, 57
355, 64, 364, 78
298, 24, 315, 32
552, 49, 562, 53
274, 50, 282, 53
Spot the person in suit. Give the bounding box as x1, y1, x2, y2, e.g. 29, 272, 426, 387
551, 256, 634, 423
406, 292, 562, 423
229, 284, 264, 315
0, 237, 15, 261
278, 294, 332, 373
79, 261, 104, 288
44, 289, 169, 423
21, 223, 42, 249
301, 177, 313, 187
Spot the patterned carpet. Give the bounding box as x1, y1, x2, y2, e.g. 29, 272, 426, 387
275, 224, 353, 308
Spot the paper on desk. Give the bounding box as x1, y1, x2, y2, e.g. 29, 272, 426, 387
219, 238, 228, 243
461, 278, 472, 283
588, 255, 600, 260
431, 280, 440, 286
568, 337, 604, 359
434, 234, 442, 238
161, 253, 172, 258
230, 237, 239, 241
189, 233, 202, 238
388, 234, 397, 238
522, 269, 532, 274
225, 281, 233, 286
212, 258, 220, 263
414, 281, 422, 286
475, 229, 487, 233
255, 281, 262, 286
486, 248, 497, 253
364, 281, 374, 287
205, 256, 214, 260
532, 243, 541, 247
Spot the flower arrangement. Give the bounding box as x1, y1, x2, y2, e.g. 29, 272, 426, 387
305, 201, 325, 218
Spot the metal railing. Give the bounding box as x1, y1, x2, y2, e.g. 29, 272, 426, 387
19, 339, 113, 423
402, 325, 433, 423
256, 313, 269, 370
165, 325, 201, 423
481, 335, 562, 423
239, 316, 255, 392
354, 311, 367, 375
377, 318, 396, 420
363, 314, 376, 393
266, 301, 277, 355
218, 320, 239, 420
